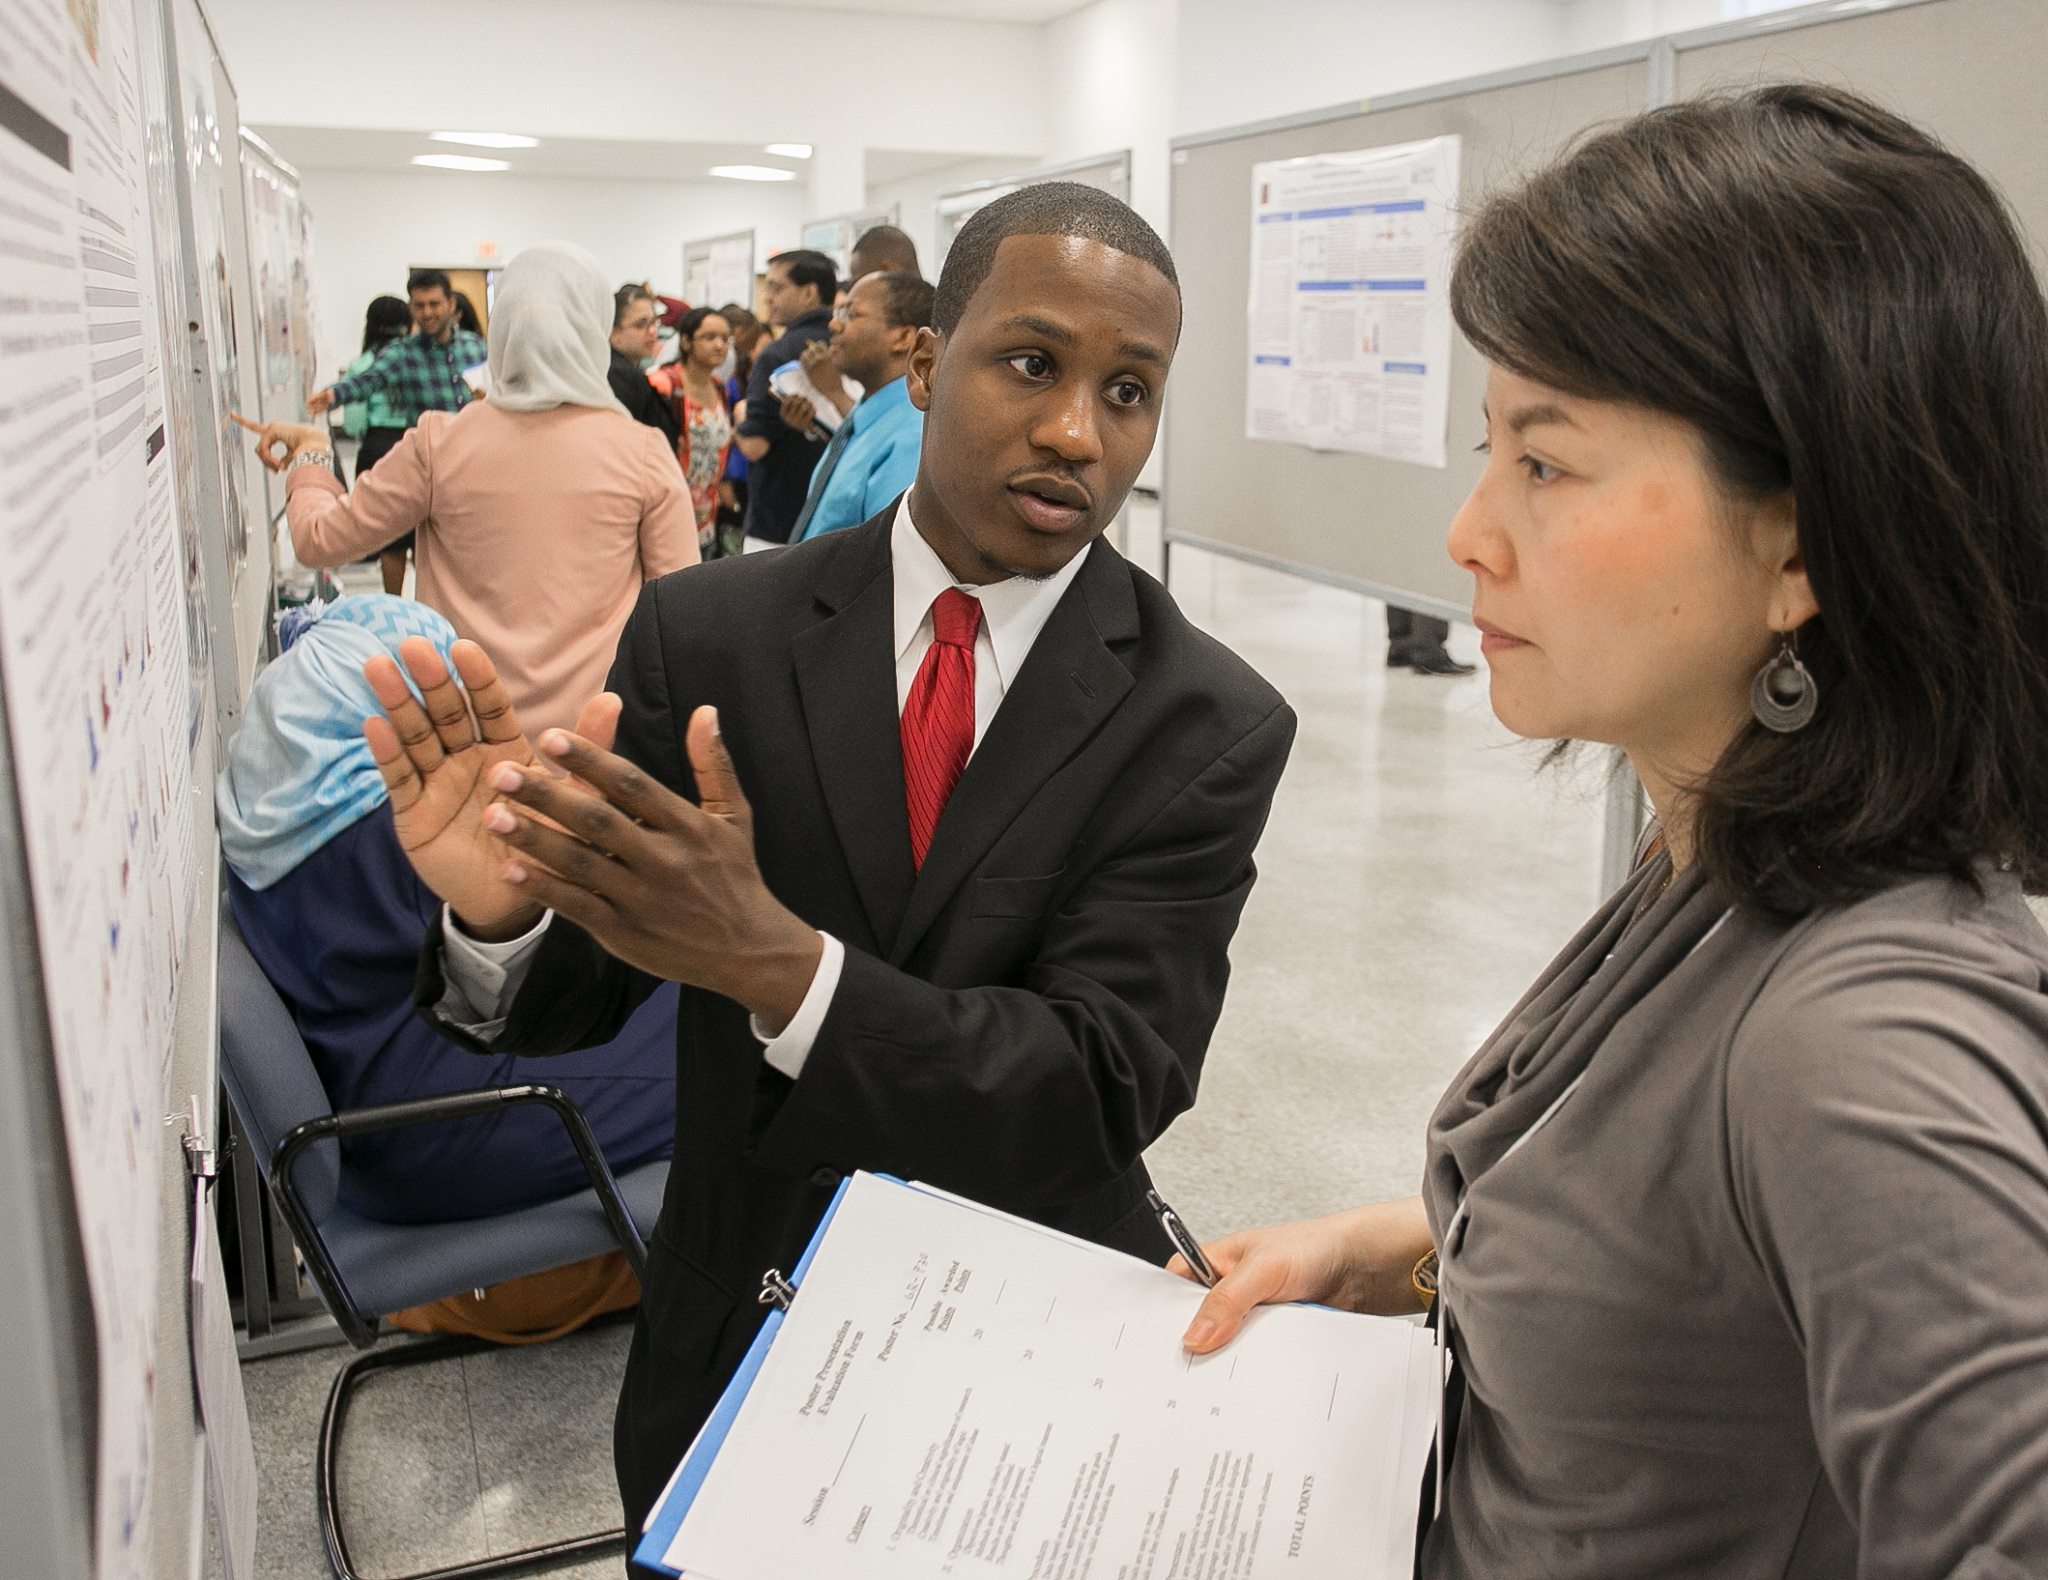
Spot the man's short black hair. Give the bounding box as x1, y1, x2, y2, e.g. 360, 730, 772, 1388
932, 182, 1178, 336
769, 249, 839, 305
868, 271, 936, 333
851, 224, 920, 277
407, 267, 453, 298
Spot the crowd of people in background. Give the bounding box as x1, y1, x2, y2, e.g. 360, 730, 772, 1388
303, 223, 934, 581
290, 220, 1466, 668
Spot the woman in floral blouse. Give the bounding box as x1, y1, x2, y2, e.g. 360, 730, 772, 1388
649, 306, 735, 557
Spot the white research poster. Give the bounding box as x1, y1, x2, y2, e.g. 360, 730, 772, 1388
1245, 134, 1462, 466
0, 0, 205, 1568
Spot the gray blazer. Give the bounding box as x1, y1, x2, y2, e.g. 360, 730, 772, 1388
1423, 861, 2048, 1580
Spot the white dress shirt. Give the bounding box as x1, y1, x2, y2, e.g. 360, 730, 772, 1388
438, 492, 1091, 1076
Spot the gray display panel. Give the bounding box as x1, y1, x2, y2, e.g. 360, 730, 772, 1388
1675, 0, 2041, 249
1162, 54, 1651, 619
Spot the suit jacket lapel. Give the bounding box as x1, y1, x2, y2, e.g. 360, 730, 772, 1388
792, 513, 915, 954
890, 540, 1139, 966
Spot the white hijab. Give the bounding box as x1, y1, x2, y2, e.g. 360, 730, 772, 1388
485, 241, 626, 414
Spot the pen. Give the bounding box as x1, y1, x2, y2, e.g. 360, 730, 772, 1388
1147, 1189, 1220, 1288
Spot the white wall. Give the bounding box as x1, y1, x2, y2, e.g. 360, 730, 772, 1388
208, 0, 1047, 158
1043, 0, 1178, 233
1175, 0, 1574, 139
862, 0, 1178, 292
299, 169, 807, 384
209, 0, 1056, 387
866, 156, 1029, 272
263, 0, 1765, 411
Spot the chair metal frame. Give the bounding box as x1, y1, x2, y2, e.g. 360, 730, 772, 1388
267, 1084, 650, 1580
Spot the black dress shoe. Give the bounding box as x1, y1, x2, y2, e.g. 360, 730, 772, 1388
1386, 650, 1415, 670
1410, 653, 1477, 677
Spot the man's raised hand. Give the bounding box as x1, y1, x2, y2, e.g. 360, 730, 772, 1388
798, 339, 853, 414
361, 636, 620, 939
482, 706, 821, 1026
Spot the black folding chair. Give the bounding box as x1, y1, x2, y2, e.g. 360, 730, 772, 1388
217, 919, 666, 1580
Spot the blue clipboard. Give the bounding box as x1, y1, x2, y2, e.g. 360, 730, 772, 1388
633, 1174, 866, 1575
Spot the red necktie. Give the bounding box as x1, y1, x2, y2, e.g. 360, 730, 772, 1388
901, 588, 983, 869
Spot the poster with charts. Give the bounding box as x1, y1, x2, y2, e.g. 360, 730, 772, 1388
1245, 135, 1461, 466
0, 0, 202, 1571
684, 230, 756, 315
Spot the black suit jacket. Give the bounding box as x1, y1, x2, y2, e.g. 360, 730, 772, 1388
609, 348, 681, 448
419, 504, 1294, 1531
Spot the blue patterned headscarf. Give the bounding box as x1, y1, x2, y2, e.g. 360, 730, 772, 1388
216, 597, 463, 889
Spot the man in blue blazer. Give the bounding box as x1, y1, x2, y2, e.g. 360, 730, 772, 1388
788, 270, 933, 541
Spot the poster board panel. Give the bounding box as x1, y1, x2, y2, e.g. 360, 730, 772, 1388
237, 131, 317, 528
684, 229, 757, 314
0, 0, 215, 1572
799, 204, 899, 284
164, 0, 271, 718
1243, 135, 1463, 468
1162, 59, 1649, 619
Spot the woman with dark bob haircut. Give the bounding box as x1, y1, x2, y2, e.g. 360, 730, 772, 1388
1177, 84, 2048, 1577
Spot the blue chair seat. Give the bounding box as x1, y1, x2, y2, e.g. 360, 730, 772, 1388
216, 914, 664, 1580
316, 1160, 667, 1318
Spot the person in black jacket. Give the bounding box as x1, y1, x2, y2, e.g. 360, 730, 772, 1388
360, 182, 1295, 1572
731, 249, 837, 546
606, 283, 680, 449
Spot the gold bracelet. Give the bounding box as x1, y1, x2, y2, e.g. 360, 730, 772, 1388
1411, 1248, 1439, 1309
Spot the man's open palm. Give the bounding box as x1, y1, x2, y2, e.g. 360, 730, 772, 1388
362, 637, 620, 936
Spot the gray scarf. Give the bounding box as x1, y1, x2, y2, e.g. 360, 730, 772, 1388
1424, 851, 1733, 1233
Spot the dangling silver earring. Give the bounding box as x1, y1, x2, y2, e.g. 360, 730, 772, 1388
1750, 636, 1818, 733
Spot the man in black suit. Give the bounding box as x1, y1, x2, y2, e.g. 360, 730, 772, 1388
360, 182, 1295, 1566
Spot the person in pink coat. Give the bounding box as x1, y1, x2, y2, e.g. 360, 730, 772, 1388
244, 241, 700, 735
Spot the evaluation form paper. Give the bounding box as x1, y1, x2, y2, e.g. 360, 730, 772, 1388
644, 1173, 1438, 1580
1245, 135, 1461, 465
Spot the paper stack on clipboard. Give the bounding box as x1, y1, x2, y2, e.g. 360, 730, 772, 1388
636, 1172, 1438, 1580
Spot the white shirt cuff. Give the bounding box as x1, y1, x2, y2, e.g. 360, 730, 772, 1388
755, 933, 845, 1080
435, 905, 553, 1037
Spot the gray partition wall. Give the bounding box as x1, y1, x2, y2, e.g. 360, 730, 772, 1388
1674, 0, 2046, 241
1161, 0, 2041, 623
1160, 0, 2042, 891
1162, 49, 1654, 620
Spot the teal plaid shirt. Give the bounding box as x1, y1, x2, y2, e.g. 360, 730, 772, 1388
328, 329, 488, 426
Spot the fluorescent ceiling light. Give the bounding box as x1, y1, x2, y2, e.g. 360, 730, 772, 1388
711, 164, 798, 182
763, 143, 813, 160
413, 153, 511, 172
431, 130, 540, 149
